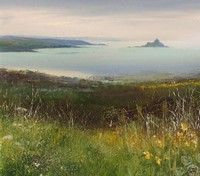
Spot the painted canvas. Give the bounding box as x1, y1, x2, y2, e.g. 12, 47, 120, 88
0, 0, 200, 175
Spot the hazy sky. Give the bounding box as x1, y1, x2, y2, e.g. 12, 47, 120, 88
0, 0, 200, 47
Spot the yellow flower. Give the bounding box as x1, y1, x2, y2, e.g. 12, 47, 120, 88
181, 123, 188, 131
155, 156, 161, 165
191, 139, 198, 148
184, 141, 190, 147
143, 151, 152, 160
176, 131, 184, 139
157, 139, 164, 148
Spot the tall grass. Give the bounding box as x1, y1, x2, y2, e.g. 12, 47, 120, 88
1, 113, 200, 176
0, 80, 200, 175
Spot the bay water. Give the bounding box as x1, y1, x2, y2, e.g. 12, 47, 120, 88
0, 44, 199, 78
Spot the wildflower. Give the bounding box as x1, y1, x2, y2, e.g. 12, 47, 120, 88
157, 139, 163, 148
191, 139, 198, 148
181, 156, 192, 166
181, 123, 188, 131
155, 156, 161, 165
175, 167, 185, 176
15, 107, 27, 113
163, 153, 170, 160
33, 162, 40, 168
176, 132, 183, 138
185, 141, 190, 147
195, 153, 200, 164
187, 164, 198, 176
15, 142, 21, 146
143, 151, 152, 160
13, 123, 23, 127
3, 135, 13, 141
189, 132, 196, 138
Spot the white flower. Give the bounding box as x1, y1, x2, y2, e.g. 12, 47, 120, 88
187, 164, 198, 176
33, 162, 40, 168
181, 156, 192, 166
3, 135, 13, 141
15, 107, 28, 113
15, 142, 21, 146
175, 167, 184, 176
13, 123, 23, 127
196, 153, 200, 164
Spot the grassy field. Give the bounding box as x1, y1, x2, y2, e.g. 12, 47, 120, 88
1, 114, 200, 176
0, 72, 200, 175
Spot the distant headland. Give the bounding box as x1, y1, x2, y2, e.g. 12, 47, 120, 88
0, 36, 104, 52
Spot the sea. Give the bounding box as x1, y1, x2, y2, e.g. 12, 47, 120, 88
0, 41, 200, 79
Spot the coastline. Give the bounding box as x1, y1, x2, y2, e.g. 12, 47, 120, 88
1, 67, 200, 84
0, 67, 93, 79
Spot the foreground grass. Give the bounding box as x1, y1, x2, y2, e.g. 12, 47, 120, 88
1, 115, 200, 176
1, 75, 200, 175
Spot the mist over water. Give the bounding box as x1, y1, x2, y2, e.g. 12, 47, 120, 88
0, 42, 200, 78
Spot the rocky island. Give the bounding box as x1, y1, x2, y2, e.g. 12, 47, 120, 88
137, 39, 168, 48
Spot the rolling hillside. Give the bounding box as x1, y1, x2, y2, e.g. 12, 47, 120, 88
0, 36, 95, 52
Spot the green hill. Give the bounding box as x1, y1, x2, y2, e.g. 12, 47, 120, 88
0, 36, 95, 52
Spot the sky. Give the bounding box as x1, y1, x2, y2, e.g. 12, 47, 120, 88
0, 0, 200, 47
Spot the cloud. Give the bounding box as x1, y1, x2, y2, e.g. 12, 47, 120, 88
0, 2, 200, 47
0, 15, 13, 24
0, 0, 200, 16
0, 16, 13, 20
0, 8, 199, 39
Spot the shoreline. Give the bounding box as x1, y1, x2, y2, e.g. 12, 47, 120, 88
0, 67, 93, 79
1, 67, 200, 84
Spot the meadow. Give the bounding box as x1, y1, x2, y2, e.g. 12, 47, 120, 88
0, 73, 200, 176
